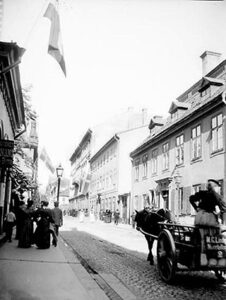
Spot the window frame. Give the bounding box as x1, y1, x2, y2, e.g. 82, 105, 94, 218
191, 124, 202, 161
211, 113, 223, 154
175, 134, 184, 166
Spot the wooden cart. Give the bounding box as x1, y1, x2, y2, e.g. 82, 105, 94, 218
156, 222, 226, 283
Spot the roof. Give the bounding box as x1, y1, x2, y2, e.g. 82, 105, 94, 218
89, 135, 119, 163
198, 76, 224, 92
168, 100, 190, 114
0, 42, 26, 134
176, 59, 226, 102
70, 129, 92, 162
130, 85, 225, 158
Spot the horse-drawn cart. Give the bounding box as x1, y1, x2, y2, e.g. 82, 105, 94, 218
156, 222, 226, 283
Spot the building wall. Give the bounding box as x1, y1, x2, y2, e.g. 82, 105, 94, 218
0, 94, 14, 139
89, 139, 118, 212
131, 104, 225, 221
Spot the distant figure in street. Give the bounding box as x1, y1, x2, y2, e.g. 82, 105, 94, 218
131, 211, 136, 229
79, 209, 85, 223
5, 209, 16, 242
52, 202, 63, 236
89, 208, 95, 223
33, 201, 56, 249
114, 209, 120, 225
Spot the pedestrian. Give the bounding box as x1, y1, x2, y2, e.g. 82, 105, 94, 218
79, 209, 85, 222
5, 209, 16, 242
114, 209, 120, 225
33, 201, 56, 249
189, 179, 226, 265
18, 200, 35, 248
51, 202, 63, 236
131, 211, 136, 229
89, 207, 95, 223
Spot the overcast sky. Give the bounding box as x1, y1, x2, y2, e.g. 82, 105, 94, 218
3, 0, 226, 183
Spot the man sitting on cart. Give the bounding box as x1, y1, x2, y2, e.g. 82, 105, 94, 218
189, 179, 226, 265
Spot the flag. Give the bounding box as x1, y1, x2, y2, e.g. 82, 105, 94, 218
44, 2, 66, 76
39, 147, 55, 174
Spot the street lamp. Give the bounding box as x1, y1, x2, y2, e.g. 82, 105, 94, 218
173, 169, 182, 222
56, 164, 64, 205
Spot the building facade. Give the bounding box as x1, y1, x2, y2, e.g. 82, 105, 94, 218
69, 129, 92, 210
0, 42, 26, 233
130, 51, 226, 223
89, 125, 149, 223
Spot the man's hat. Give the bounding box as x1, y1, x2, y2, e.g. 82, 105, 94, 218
208, 179, 221, 187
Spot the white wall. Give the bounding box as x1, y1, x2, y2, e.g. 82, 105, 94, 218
118, 126, 149, 195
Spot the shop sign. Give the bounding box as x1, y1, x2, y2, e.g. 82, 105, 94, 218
0, 140, 14, 167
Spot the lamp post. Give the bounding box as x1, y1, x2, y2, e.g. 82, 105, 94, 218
173, 169, 182, 222
56, 164, 64, 205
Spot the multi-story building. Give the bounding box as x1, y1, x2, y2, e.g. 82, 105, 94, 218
89, 125, 149, 223
0, 41, 26, 233
69, 129, 92, 210
130, 51, 226, 223
69, 108, 150, 212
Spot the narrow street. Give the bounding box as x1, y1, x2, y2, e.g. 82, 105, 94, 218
61, 216, 226, 300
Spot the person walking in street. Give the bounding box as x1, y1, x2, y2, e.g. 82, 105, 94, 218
114, 209, 120, 225
51, 202, 63, 236
5, 209, 16, 242
33, 201, 56, 249
18, 200, 35, 248
131, 211, 136, 229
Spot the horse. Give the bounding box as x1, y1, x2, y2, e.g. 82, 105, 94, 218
135, 208, 175, 265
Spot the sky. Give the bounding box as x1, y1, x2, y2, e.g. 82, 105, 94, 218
2, 0, 226, 186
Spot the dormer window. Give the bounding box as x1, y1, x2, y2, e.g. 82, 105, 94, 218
198, 77, 224, 99
171, 110, 178, 121
169, 100, 189, 121
149, 115, 164, 135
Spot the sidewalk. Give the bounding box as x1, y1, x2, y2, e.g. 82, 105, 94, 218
0, 236, 108, 300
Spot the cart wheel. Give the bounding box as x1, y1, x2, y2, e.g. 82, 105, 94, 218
215, 270, 226, 282
157, 229, 177, 283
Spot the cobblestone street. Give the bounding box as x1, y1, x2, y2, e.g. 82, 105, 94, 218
60, 217, 226, 300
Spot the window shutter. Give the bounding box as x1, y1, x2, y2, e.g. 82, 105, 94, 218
183, 186, 192, 215
170, 189, 175, 214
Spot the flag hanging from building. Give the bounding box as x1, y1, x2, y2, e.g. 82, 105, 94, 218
39, 147, 55, 174
44, 2, 66, 76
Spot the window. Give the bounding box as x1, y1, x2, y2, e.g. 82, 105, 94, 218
179, 188, 183, 214
191, 125, 201, 160
176, 134, 184, 165
162, 142, 169, 170
151, 149, 158, 174
212, 114, 223, 152
171, 111, 178, 121
142, 154, 148, 178
135, 165, 139, 181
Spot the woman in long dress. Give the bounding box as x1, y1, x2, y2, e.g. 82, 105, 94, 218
33, 201, 55, 249
79, 209, 84, 223
18, 200, 34, 248
90, 208, 95, 223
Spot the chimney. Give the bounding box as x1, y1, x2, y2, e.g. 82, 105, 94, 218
141, 108, 148, 125
200, 51, 222, 77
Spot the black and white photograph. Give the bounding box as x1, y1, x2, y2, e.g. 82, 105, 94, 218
1, 0, 226, 299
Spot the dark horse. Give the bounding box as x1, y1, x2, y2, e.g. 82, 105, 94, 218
135, 208, 175, 265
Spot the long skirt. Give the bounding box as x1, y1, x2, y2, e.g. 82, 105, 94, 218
34, 219, 50, 249
18, 219, 33, 248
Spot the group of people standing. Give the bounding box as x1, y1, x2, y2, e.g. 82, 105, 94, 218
5, 200, 63, 250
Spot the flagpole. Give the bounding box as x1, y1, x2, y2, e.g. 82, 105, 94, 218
23, 0, 49, 48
